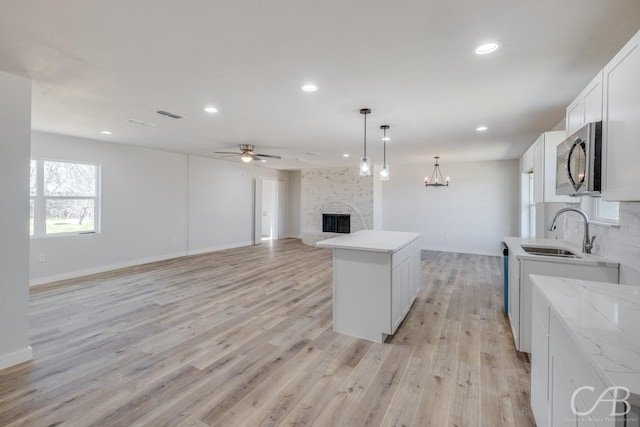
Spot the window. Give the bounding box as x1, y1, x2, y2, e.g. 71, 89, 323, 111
592, 198, 619, 224
580, 197, 619, 226
30, 159, 100, 236
528, 173, 536, 237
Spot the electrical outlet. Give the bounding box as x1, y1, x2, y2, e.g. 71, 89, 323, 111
38, 253, 46, 263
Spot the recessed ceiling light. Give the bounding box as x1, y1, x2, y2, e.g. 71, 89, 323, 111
204, 106, 218, 113
476, 126, 488, 132
301, 84, 318, 92
343, 153, 350, 158
100, 130, 112, 135
475, 42, 501, 55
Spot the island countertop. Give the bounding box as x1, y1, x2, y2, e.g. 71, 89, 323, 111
530, 274, 640, 406
316, 230, 421, 253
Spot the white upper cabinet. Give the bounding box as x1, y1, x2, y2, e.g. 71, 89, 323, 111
602, 30, 640, 201
531, 131, 576, 203
566, 71, 603, 136
521, 143, 535, 173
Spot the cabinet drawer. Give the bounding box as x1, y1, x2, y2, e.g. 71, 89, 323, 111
392, 241, 413, 268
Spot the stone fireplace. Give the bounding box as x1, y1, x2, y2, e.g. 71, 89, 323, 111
301, 166, 382, 246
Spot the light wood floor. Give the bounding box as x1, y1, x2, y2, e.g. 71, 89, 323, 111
0, 239, 535, 426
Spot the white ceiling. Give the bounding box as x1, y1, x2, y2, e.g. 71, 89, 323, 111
1, 1, 639, 170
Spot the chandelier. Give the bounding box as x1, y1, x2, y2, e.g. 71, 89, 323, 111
424, 156, 450, 188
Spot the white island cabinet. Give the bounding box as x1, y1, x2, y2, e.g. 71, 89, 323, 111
530, 275, 640, 427
317, 230, 421, 343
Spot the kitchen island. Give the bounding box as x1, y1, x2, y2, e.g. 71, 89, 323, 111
317, 230, 421, 343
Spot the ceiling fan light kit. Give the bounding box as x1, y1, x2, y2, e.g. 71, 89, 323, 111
214, 144, 282, 163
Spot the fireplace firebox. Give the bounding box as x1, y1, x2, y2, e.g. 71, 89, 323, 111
322, 214, 350, 234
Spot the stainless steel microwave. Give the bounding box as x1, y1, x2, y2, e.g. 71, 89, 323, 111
556, 121, 602, 196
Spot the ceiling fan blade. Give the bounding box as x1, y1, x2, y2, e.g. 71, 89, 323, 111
254, 153, 281, 159
213, 151, 242, 155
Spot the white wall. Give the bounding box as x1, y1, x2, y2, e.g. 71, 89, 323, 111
187, 156, 287, 254
30, 132, 189, 284
382, 160, 520, 256
0, 72, 33, 369
29, 132, 290, 284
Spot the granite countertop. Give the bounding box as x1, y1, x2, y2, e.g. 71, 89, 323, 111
503, 236, 619, 268
316, 230, 421, 253
530, 274, 640, 406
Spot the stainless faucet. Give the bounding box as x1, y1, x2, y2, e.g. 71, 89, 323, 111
548, 208, 595, 254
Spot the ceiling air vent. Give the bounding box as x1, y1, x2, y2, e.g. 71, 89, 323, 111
156, 110, 184, 119
127, 119, 156, 127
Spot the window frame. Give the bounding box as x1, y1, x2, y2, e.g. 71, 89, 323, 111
580, 197, 619, 227
30, 158, 101, 238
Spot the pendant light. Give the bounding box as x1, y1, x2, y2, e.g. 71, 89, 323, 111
424, 156, 450, 188
359, 108, 371, 176
380, 125, 390, 181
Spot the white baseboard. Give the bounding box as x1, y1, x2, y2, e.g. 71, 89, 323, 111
0, 346, 33, 371
29, 251, 188, 287
186, 241, 254, 256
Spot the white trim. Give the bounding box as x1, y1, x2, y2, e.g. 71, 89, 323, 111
186, 241, 254, 256
0, 346, 33, 371
589, 220, 621, 228
29, 251, 188, 287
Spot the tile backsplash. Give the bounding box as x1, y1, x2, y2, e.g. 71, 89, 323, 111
564, 201, 640, 285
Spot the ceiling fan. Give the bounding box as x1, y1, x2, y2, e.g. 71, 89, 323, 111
214, 144, 282, 163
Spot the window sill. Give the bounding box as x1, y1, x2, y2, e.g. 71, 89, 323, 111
589, 220, 620, 228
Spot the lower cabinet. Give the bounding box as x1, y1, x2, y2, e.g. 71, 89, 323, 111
531, 284, 550, 427
510, 257, 617, 353
531, 282, 626, 427
549, 341, 579, 427
391, 241, 420, 334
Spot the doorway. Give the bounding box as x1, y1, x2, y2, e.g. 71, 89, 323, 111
261, 179, 278, 241
253, 178, 285, 245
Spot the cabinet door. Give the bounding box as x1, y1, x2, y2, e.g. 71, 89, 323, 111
602, 30, 640, 201
567, 72, 602, 137
566, 97, 584, 136
408, 246, 420, 303
391, 259, 409, 333
550, 342, 578, 427
391, 263, 403, 333
531, 288, 550, 427
522, 145, 535, 173
533, 136, 545, 203
583, 71, 603, 125
507, 255, 520, 349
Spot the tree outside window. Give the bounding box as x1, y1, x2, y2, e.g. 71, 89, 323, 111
31, 159, 100, 236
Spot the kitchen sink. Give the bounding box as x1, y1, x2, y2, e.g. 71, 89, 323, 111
520, 245, 581, 258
